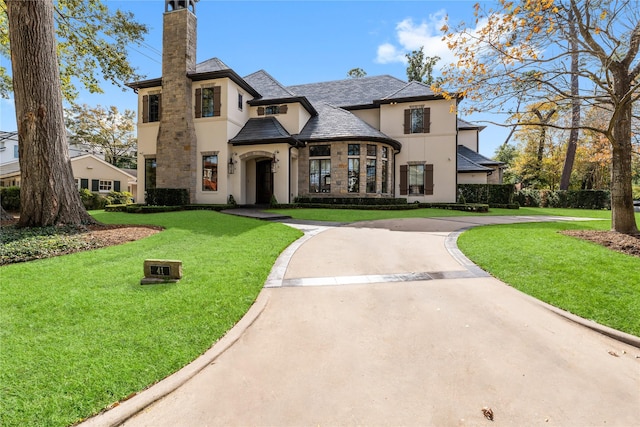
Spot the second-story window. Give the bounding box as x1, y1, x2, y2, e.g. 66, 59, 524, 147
142, 92, 161, 123
195, 86, 221, 118
257, 105, 289, 116
403, 106, 431, 134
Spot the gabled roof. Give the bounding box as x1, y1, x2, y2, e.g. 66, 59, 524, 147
376, 80, 441, 104
229, 117, 302, 147
244, 70, 295, 99
288, 75, 407, 109
0, 160, 20, 178
457, 145, 503, 166
457, 118, 487, 131
296, 103, 401, 150
195, 57, 232, 73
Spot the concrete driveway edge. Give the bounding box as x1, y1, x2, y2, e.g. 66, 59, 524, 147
446, 226, 640, 349
77, 290, 272, 427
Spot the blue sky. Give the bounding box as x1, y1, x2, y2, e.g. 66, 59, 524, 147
0, 0, 509, 157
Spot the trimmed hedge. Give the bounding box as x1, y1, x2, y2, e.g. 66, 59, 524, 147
145, 188, 190, 206
457, 184, 515, 205
514, 189, 611, 209
295, 197, 408, 206
0, 187, 20, 211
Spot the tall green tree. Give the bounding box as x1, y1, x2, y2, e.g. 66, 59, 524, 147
66, 104, 137, 168
2, 0, 147, 226
405, 46, 440, 85
347, 68, 367, 78
440, 0, 640, 234
1, 0, 148, 101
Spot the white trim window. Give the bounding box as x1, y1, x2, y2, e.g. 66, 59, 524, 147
99, 180, 113, 192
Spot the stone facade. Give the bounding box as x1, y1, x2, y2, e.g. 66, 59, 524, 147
155, 7, 198, 202
299, 141, 395, 198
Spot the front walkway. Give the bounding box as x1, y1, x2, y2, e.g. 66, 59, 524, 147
84, 215, 639, 427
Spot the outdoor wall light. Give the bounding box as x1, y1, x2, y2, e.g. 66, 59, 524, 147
271, 151, 279, 173
228, 157, 235, 174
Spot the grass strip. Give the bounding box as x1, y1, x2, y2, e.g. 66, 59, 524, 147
457, 217, 640, 337
0, 210, 301, 427
268, 206, 613, 222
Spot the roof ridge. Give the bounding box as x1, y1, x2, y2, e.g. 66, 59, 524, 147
288, 74, 405, 88
246, 69, 296, 97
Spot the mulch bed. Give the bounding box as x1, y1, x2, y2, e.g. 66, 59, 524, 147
560, 230, 640, 258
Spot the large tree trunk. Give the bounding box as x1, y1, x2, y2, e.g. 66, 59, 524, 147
6, 0, 96, 227
560, 18, 580, 191
609, 70, 638, 235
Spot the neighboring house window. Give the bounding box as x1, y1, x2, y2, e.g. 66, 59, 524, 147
348, 144, 360, 193
195, 87, 221, 118
99, 180, 113, 192
309, 144, 331, 193
403, 106, 431, 134
80, 178, 89, 190
142, 93, 161, 123
257, 105, 288, 116
399, 164, 434, 195
13, 145, 19, 159
202, 155, 218, 191
366, 144, 376, 193
74, 178, 81, 190
145, 158, 156, 191
238, 93, 243, 111
381, 147, 389, 193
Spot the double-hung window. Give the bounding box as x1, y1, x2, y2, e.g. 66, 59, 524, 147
381, 147, 389, 194
142, 92, 161, 123
404, 106, 431, 134
145, 158, 157, 191
400, 164, 434, 196
195, 86, 221, 118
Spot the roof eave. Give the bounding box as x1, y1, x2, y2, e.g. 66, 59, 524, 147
188, 70, 261, 97
298, 136, 401, 151
374, 94, 451, 105
248, 96, 318, 116
125, 77, 162, 91
229, 137, 304, 148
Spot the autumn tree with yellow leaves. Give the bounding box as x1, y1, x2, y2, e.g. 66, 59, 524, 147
439, 0, 639, 234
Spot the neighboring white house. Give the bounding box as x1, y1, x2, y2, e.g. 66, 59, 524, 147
127, 0, 502, 206
0, 152, 137, 201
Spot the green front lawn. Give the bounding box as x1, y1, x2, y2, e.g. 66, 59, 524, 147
268, 206, 614, 222
457, 217, 640, 337
0, 210, 302, 427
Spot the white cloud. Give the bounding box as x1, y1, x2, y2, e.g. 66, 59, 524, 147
376, 10, 488, 69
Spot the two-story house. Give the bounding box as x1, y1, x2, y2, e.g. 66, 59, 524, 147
128, 0, 500, 206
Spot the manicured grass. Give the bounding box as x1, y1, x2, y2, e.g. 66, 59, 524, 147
0, 210, 302, 427
268, 206, 613, 222
457, 216, 640, 337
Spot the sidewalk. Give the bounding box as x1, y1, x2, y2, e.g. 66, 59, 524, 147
81, 216, 640, 427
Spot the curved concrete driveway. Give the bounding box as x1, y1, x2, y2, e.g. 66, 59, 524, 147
91, 217, 639, 427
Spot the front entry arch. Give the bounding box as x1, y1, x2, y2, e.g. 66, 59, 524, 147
256, 159, 273, 204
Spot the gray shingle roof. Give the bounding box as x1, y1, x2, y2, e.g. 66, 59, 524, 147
381, 81, 436, 101
457, 118, 486, 131
229, 117, 301, 147
195, 57, 231, 73
296, 103, 401, 150
457, 153, 493, 173
288, 75, 407, 108
457, 145, 503, 166
244, 70, 296, 99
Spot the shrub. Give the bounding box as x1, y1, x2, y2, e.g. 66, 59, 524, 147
457, 184, 514, 205
146, 188, 190, 206
514, 189, 610, 209
105, 191, 133, 205
514, 188, 541, 207
0, 186, 21, 211
79, 188, 106, 210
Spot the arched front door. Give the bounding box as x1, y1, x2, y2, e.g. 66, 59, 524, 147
256, 159, 273, 204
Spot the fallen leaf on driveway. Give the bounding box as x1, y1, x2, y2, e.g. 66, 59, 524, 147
608, 350, 620, 357
482, 407, 494, 421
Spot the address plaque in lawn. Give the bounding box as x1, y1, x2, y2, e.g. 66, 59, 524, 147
141, 259, 182, 285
